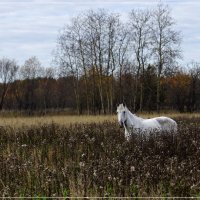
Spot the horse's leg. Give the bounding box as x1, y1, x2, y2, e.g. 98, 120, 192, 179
124, 128, 131, 141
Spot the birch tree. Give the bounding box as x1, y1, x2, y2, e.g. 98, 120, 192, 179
151, 3, 181, 112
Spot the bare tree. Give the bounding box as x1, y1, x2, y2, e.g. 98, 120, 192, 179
129, 9, 152, 111
72, 16, 90, 114
0, 58, 18, 110
151, 3, 181, 112
56, 26, 82, 114
20, 56, 43, 79
19, 56, 43, 111
85, 9, 108, 114
85, 10, 130, 113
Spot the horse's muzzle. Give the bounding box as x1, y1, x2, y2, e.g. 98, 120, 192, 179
119, 120, 127, 128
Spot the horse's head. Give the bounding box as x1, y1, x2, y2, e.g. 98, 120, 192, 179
117, 103, 128, 128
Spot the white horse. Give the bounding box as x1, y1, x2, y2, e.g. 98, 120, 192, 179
117, 103, 177, 141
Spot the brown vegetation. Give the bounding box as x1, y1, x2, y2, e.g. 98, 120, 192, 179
0, 117, 200, 198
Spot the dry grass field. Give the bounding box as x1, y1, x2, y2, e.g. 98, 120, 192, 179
1, 113, 200, 198
0, 112, 200, 127
0, 115, 115, 128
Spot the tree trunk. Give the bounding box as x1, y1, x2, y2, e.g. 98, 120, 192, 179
156, 65, 161, 113
139, 82, 143, 112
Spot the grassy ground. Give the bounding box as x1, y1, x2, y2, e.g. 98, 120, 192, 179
0, 112, 200, 127
1, 113, 200, 198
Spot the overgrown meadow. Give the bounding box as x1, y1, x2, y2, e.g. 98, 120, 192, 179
0, 116, 200, 198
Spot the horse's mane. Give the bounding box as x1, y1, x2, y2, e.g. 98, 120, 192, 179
126, 108, 144, 121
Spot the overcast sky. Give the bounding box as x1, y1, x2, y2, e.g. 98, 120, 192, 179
0, 0, 200, 67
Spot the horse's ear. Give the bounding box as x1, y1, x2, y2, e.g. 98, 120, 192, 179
122, 102, 126, 107
116, 102, 119, 108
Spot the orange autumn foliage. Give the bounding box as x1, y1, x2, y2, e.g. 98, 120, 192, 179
161, 73, 191, 89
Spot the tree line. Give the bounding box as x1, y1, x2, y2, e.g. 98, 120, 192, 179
0, 57, 200, 114
0, 4, 200, 114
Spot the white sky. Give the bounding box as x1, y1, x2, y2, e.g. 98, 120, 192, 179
0, 0, 200, 67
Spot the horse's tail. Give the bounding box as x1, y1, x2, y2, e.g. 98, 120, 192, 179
173, 120, 178, 132
168, 118, 177, 132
